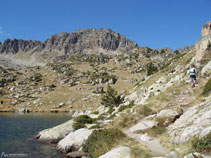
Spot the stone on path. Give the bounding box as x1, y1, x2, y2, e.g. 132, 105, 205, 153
98, 146, 131, 158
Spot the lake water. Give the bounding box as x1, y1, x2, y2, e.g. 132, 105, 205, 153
0, 113, 72, 158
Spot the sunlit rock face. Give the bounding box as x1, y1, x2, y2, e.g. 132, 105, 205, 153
195, 21, 211, 61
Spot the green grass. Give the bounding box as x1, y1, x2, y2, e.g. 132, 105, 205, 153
147, 117, 167, 137
136, 105, 154, 116
82, 128, 126, 158
73, 115, 94, 130
202, 78, 211, 96
147, 125, 166, 137
191, 132, 211, 152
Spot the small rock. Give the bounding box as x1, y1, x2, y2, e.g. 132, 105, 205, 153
129, 120, 158, 133
66, 151, 86, 158
98, 146, 131, 158
157, 108, 182, 118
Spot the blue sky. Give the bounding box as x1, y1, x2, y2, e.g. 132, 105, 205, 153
0, 0, 210, 50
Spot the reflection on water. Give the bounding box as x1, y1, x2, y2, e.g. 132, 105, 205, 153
0, 113, 72, 158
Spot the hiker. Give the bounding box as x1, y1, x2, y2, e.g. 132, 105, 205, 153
189, 64, 197, 88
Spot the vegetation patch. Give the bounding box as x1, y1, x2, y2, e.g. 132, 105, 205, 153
82, 128, 126, 158
147, 125, 166, 137
146, 62, 158, 76
73, 115, 94, 130
118, 101, 135, 112
201, 78, 211, 96
147, 117, 168, 137
136, 105, 154, 116
191, 132, 211, 152
101, 85, 124, 108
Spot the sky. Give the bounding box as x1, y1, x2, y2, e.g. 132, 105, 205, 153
0, 0, 210, 50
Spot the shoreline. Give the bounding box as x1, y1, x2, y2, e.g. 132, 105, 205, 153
0, 108, 74, 113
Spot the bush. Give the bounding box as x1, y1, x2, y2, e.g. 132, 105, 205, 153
191, 132, 211, 152
73, 115, 93, 130
137, 105, 154, 116
82, 128, 126, 158
146, 62, 158, 76
202, 78, 211, 96
101, 85, 124, 108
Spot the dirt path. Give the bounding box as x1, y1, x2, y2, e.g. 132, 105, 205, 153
166, 88, 196, 112
124, 130, 168, 156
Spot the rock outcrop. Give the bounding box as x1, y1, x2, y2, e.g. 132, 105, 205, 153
36, 119, 74, 143
195, 21, 211, 61
0, 28, 138, 63
168, 100, 211, 144
0, 39, 44, 54
201, 61, 211, 77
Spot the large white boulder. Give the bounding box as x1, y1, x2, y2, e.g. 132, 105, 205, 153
57, 128, 93, 153
36, 119, 74, 143
201, 61, 211, 77
168, 101, 211, 144
98, 146, 131, 158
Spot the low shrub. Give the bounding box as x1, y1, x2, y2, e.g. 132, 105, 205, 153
191, 132, 211, 152
82, 128, 126, 158
146, 62, 158, 76
115, 114, 139, 128
73, 115, 93, 130
137, 105, 154, 116
202, 78, 211, 96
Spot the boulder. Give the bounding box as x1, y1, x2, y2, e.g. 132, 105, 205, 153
157, 108, 182, 118
201, 61, 211, 77
168, 101, 211, 144
129, 120, 158, 133
57, 128, 93, 153
98, 146, 131, 158
36, 119, 74, 143
66, 151, 87, 158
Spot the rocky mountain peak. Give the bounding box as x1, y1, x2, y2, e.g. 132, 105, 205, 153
43, 28, 138, 54
0, 28, 138, 62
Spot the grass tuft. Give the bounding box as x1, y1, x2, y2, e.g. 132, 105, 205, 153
82, 128, 126, 158
201, 78, 211, 96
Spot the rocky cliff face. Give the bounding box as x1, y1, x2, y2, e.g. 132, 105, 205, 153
0, 28, 138, 62
0, 39, 44, 54
195, 21, 211, 61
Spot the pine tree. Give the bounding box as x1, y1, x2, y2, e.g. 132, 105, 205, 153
101, 84, 124, 108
